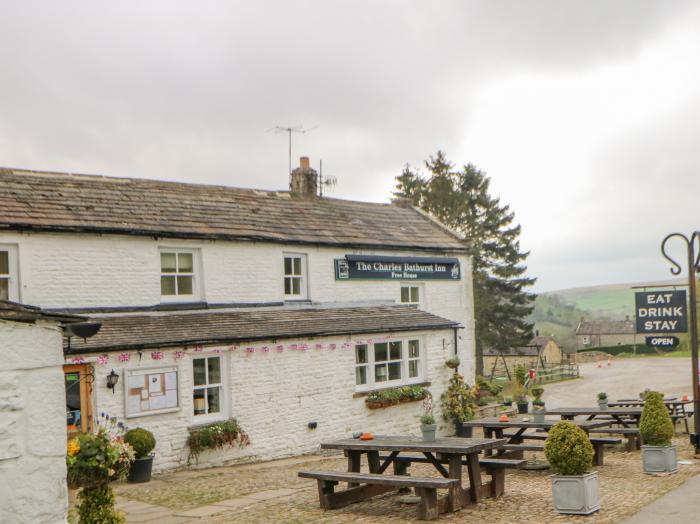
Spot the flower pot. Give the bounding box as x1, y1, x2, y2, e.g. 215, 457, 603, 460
642, 445, 677, 474
128, 455, 154, 483
455, 423, 473, 438
533, 410, 545, 423
550, 471, 600, 515
598, 401, 608, 410
517, 401, 529, 414
420, 424, 437, 442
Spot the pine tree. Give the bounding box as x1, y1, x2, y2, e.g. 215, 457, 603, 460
394, 151, 536, 375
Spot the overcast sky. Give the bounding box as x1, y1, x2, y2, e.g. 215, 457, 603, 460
1, 1, 699, 292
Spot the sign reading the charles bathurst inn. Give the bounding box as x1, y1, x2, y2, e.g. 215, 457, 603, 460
635, 290, 688, 334
335, 255, 461, 281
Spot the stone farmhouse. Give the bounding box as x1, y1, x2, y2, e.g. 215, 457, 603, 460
483, 335, 568, 377
575, 317, 640, 350
0, 160, 475, 472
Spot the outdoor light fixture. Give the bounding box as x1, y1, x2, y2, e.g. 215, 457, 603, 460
106, 369, 120, 393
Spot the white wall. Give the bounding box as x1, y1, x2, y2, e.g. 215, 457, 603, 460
0, 319, 68, 524
88, 328, 461, 473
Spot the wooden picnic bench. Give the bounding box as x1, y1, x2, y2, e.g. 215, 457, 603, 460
501, 431, 621, 465
588, 427, 641, 450
546, 407, 643, 428
609, 399, 693, 433
299, 435, 506, 520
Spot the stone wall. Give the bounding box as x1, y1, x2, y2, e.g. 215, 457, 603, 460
87, 328, 461, 473
0, 319, 68, 524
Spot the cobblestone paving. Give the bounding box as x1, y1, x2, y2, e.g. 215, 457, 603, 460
115, 435, 700, 523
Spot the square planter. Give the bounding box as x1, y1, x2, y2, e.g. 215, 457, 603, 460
550, 471, 600, 515
642, 445, 677, 473
421, 424, 437, 442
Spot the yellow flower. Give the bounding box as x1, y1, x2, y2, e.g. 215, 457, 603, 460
67, 439, 80, 456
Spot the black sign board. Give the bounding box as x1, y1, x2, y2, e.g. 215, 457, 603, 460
645, 336, 680, 348
334, 255, 461, 281
635, 290, 688, 334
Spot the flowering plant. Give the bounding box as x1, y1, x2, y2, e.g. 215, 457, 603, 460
66, 414, 134, 489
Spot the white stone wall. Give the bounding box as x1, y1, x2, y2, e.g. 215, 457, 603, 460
0, 319, 68, 524
85, 328, 461, 473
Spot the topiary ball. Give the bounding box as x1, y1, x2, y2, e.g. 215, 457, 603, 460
639, 391, 674, 446
124, 428, 156, 459
544, 421, 594, 476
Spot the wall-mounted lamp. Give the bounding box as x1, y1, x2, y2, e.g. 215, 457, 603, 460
106, 369, 120, 394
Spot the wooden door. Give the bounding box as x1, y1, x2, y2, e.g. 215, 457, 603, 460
64, 364, 94, 435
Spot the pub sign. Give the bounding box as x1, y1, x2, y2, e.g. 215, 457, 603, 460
635, 290, 688, 334
335, 255, 461, 281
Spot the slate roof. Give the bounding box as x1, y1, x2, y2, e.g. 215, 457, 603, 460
576, 319, 635, 335
0, 167, 465, 252
64, 305, 461, 354
0, 300, 84, 324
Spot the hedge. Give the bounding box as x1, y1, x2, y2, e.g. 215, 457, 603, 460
577, 344, 659, 356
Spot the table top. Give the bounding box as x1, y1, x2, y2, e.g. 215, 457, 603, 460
320, 435, 506, 454
545, 407, 643, 416
461, 417, 610, 430
610, 399, 690, 406
617, 397, 679, 402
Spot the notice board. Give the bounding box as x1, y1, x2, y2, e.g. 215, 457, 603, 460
124, 366, 180, 418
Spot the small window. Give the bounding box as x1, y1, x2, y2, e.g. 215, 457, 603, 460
193, 356, 224, 418
355, 338, 423, 389
582, 336, 590, 346
160, 249, 199, 300
400, 285, 420, 305
284, 254, 308, 300
0, 245, 19, 302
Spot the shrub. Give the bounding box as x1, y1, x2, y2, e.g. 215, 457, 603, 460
123, 428, 156, 459
544, 421, 594, 476
420, 414, 435, 425
66, 429, 134, 489
597, 392, 607, 400
187, 418, 250, 463
440, 372, 478, 423
514, 365, 527, 386
77, 484, 125, 524
639, 391, 674, 446
477, 375, 504, 396
531, 386, 544, 401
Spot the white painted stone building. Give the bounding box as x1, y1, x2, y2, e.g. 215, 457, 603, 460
0, 161, 475, 472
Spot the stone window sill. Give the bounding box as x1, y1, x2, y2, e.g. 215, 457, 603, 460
352, 381, 431, 398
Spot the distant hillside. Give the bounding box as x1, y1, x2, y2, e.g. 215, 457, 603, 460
529, 278, 684, 352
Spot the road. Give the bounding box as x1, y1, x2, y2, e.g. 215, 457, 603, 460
542, 358, 693, 407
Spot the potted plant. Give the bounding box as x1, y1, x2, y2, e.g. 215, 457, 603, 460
531, 386, 545, 422
513, 366, 529, 414
445, 356, 460, 369
597, 392, 608, 410
639, 391, 677, 473
544, 421, 600, 515
440, 372, 477, 437
124, 428, 157, 483
502, 396, 513, 407
420, 393, 437, 441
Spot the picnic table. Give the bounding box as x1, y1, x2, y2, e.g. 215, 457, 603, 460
299, 435, 507, 519
609, 398, 693, 433
461, 417, 616, 465
546, 407, 643, 427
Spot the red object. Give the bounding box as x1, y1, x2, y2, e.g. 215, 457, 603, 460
683, 395, 689, 401
529, 369, 535, 380
499, 414, 509, 422
360, 432, 374, 440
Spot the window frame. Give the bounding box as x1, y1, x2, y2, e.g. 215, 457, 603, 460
399, 283, 422, 307
159, 248, 201, 302
0, 244, 20, 302
283, 253, 308, 301
191, 354, 228, 423
354, 336, 425, 392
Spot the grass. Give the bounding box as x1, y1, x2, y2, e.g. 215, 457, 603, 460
620, 350, 690, 358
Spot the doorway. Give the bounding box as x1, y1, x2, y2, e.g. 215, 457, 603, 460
64, 364, 94, 434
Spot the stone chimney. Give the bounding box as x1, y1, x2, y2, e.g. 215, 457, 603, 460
290, 156, 318, 197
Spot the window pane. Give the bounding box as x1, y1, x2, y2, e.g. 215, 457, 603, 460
177, 275, 193, 295
292, 277, 301, 295
409, 360, 419, 378
178, 253, 193, 272
161, 276, 176, 295
356, 366, 367, 385
374, 343, 388, 362
293, 257, 302, 275
193, 389, 206, 415
284, 257, 292, 275
410, 287, 419, 303
284, 277, 291, 295
400, 287, 409, 303
193, 358, 207, 386
207, 387, 221, 414
161, 253, 177, 273
0, 252, 8, 274
0, 279, 8, 301
375, 364, 388, 382
390, 341, 402, 360
355, 344, 368, 364
388, 362, 402, 380
208, 357, 221, 384
409, 340, 419, 358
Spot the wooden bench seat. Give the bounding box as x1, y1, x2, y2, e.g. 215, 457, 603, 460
502, 432, 547, 440
298, 470, 458, 520
589, 437, 622, 466
589, 428, 641, 450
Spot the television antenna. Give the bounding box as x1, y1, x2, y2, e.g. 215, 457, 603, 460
318, 159, 337, 197
267, 125, 318, 185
